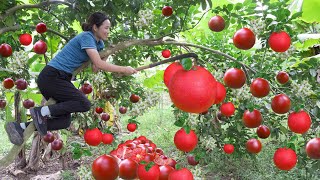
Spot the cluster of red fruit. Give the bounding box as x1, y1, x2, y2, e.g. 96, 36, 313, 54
84, 128, 114, 146
0, 22, 48, 57
43, 131, 63, 151
91, 135, 193, 180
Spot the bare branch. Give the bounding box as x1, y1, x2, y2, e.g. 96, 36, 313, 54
0, 0, 74, 21
0, 25, 70, 41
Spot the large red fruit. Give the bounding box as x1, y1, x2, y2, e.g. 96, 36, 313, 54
3, 78, 14, 89
256, 125, 270, 139
246, 139, 262, 154
119, 158, 138, 179
223, 144, 234, 154
19, 33, 32, 46
102, 133, 113, 144
213, 82, 226, 104
273, 148, 297, 171
220, 102, 235, 117
306, 138, 320, 159
0, 43, 13, 57
223, 68, 246, 89
162, 49, 171, 58
36, 22, 47, 33
268, 31, 290, 52
233, 28, 256, 50
0, 99, 7, 109
127, 123, 137, 132
169, 66, 217, 113
162, 6, 173, 16
92, 154, 119, 180
250, 78, 270, 98
174, 128, 198, 152
33, 40, 47, 54
208, 15, 225, 32
271, 94, 291, 114
84, 128, 102, 146
242, 109, 262, 128
15, 78, 28, 90
288, 110, 311, 134
137, 164, 160, 180
163, 62, 183, 87
130, 94, 140, 103
276, 71, 289, 84
159, 165, 174, 180
168, 168, 194, 180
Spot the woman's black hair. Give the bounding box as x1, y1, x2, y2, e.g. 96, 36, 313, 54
82, 12, 109, 31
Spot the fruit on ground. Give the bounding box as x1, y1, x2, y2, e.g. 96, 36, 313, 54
233, 28, 256, 50
306, 138, 320, 159
268, 31, 291, 52
273, 148, 297, 171
92, 154, 119, 180
223, 68, 246, 89
169, 66, 217, 113
174, 128, 198, 152
288, 110, 311, 134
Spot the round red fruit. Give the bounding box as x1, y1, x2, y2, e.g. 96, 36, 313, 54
269, 31, 291, 52
306, 138, 320, 159
51, 139, 63, 150
127, 123, 137, 132
288, 110, 311, 134
276, 71, 289, 84
95, 107, 103, 114
174, 128, 198, 152
208, 15, 225, 32
80, 83, 92, 94
220, 102, 235, 117
271, 94, 291, 114
223, 144, 234, 154
0, 43, 13, 57
162, 49, 171, 58
102, 133, 113, 144
36, 22, 47, 33
246, 139, 262, 154
3, 78, 14, 89
256, 125, 270, 139
0, 99, 7, 109
19, 33, 32, 46
168, 168, 194, 180
273, 148, 297, 170
119, 106, 127, 114
33, 40, 47, 54
43, 132, 55, 143
163, 62, 183, 87
15, 78, 28, 90
101, 113, 110, 121
130, 94, 140, 103
250, 78, 270, 98
159, 165, 174, 180
23, 99, 35, 109
137, 164, 160, 180
84, 128, 102, 146
92, 154, 119, 180
119, 158, 138, 179
162, 6, 173, 16
242, 109, 262, 128
233, 28, 256, 50
223, 68, 246, 89
213, 82, 226, 104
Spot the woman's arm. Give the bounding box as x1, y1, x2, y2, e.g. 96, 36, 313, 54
86, 48, 137, 75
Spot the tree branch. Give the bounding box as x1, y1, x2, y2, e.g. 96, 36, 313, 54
0, 0, 74, 21
0, 25, 70, 41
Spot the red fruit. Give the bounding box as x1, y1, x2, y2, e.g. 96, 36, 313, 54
250, 78, 270, 98
169, 66, 217, 113
33, 40, 47, 54
80, 83, 92, 94
306, 138, 320, 159
130, 94, 140, 103
288, 110, 311, 134
159, 165, 174, 180
174, 128, 198, 152
101, 113, 110, 121
242, 109, 262, 128
0, 99, 7, 109
276, 71, 289, 84
36, 22, 47, 33
95, 107, 103, 114
223, 68, 246, 89
19, 33, 32, 46
119, 158, 138, 179
51, 139, 63, 150
168, 168, 194, 180
3, 78, 14, 89
223, 144, 234, 154
213, 82, 226, 104
127, 123, 137, 132
208, 15, 225, 32
137, 164, 160, 180
233, 28, 256, 50
273, 148, 297, 170
220, 102, 235, 117
15, 78, 28, 90
119, 106, 127, 114
256, 125, 270, 139
92, 154, 119, 180
162, 6, 173, 16
23, 99, 35, 109
84, 128, 102, 146
0, 43, 13, 57
246, 139, 262, 154
187, 154, 199, 166
43, 132, 55, 143
271, 94, 291, 114
162, 49, 171, 58
102, 133, 113, 144
163, 62, 183, 87
268, 31, 291, 52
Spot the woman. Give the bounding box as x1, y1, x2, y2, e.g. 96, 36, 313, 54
6, 12, 137, 145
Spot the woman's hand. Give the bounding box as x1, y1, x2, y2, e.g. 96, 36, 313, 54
122, 66, 138, 76
92, 64, 99, 73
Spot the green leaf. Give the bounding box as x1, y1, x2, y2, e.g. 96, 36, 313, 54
174, 118, 185, 127
301, 0, 320, 23
145, 162, 155, 171
181, 58, 192, 70
72, 20, 83, 34
83, 149, 92, 156
143, 70, 164, 88
290, 12, 302, 20
183, 125, 191, 134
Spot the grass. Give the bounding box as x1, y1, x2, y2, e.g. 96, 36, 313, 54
0, 120, 12, 157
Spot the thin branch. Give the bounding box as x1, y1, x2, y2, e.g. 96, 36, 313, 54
0, 0, 74, 21
0, 25, 70, 41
